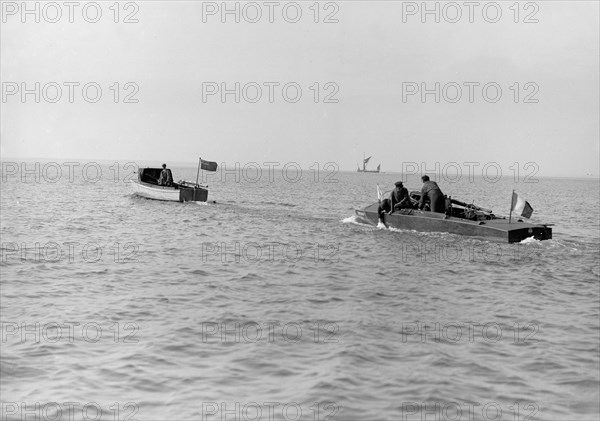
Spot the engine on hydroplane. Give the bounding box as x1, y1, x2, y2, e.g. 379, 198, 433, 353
409, 190, 497, 221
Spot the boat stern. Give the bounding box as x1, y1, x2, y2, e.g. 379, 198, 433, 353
179, 186, 208, 202
508, 224, 553, 243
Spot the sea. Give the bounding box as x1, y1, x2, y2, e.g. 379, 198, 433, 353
1, 161, 599, 421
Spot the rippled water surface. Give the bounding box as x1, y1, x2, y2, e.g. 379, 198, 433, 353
1, 163, 599, 420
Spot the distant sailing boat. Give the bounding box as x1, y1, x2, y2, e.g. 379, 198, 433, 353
357, 154, 381, 173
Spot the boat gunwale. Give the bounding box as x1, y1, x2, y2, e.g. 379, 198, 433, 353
134, 180, 208, 192
134, 180, 179, 191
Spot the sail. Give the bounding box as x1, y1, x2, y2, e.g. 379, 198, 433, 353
363, 156, 371, 164
377, 164, 381, 171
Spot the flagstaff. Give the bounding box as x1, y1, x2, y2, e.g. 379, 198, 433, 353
509, 189, 514, 224
196, 157, 201, 187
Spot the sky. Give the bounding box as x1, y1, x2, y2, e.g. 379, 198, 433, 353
1, 0, 599, 177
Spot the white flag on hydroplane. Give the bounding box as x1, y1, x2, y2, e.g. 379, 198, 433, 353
377, 184, 384, 202
511, 192, 534, 218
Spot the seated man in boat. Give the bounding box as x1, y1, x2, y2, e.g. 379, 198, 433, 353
378, 181, 412, 222
157, 163, 173, 186
390, 181, 412, 212
418, 175, 446, 213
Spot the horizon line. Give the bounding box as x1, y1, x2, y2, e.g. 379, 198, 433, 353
1, 156, 598, 179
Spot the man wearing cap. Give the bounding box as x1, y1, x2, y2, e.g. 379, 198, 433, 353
390, 181, 411, 212
378, 181, 412, 223
419, 175, 445, 213
158, 163, 173, 186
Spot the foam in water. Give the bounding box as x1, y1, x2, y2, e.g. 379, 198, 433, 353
342, 215, 365, 225
520, 236, 542, 244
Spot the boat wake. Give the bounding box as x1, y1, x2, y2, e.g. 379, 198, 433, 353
342, 215, 373, 227
342, 215, 358, 224
194, 200, 219, 206
263, 201, 297, 208
343, 215, 410, 234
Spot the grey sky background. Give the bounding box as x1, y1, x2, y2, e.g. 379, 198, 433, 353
1, 1, 598, 176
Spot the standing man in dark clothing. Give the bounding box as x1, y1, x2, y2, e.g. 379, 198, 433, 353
419, 175, 445, 213
158, 163, 173, 186
390, 181, 411, 212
